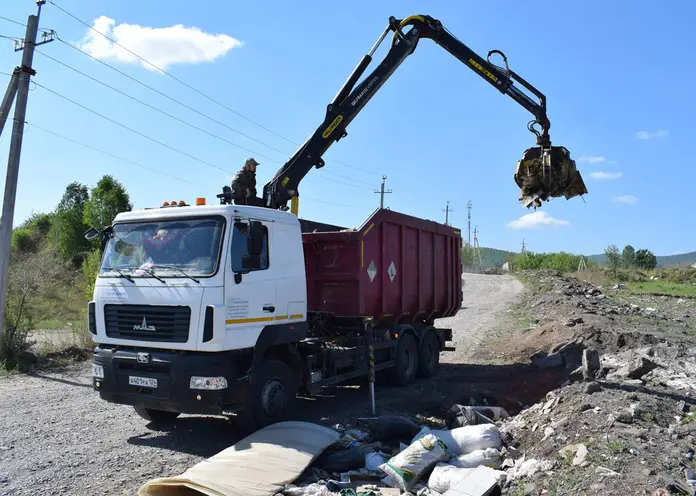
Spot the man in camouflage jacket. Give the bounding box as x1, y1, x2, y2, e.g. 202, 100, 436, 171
231, 158, 263, 206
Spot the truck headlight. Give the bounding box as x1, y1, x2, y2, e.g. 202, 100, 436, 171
92, 364, 104, 379
190, 376, 227, 390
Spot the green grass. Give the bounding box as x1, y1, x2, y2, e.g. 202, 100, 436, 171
627, 280, 696, 298
606, 441, 625, 454
33, 319, 72, 330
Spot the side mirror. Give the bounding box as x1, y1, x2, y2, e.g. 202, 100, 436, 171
248, 221, 264, 256
242, 254, 262, 271
84, 227, 101, 241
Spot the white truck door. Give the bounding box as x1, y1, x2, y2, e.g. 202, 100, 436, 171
223, 220, 276, 350
273, 222, 307, 326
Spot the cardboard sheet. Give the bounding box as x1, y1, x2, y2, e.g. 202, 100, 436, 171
138, 421, 340, 496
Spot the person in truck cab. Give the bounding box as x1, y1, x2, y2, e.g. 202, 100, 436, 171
231, 157, 264, 206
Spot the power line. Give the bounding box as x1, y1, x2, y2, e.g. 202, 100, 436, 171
0, 16, 27, 28
315, 174, 372, 190
47, 0, 382, 177
24, 121, 214, 191
0, 16, 53, 35
35, 49, 282, 163
25, 120, 360, 209
301, 196, 362, 208
45, 43, 382, 189
0, 34, 23, 42
54, 37, 291, 158
32, 79, 234, 175
36, 49, 385, 192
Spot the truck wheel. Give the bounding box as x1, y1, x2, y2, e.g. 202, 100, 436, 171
133, 406, 180, 424
242, 359, 297, 431
388, 333, 419, 386
418, 331, 440, 378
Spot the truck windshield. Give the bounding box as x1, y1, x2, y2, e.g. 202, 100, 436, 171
99, 216, 226, 278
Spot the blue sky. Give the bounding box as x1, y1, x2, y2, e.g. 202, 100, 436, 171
1, 0, 693, 256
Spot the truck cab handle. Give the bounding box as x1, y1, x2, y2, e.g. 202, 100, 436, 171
263, 305, 275, 313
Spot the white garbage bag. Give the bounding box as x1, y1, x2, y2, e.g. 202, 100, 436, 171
412, 424, 503, 455
428, 464, 474, 494
450, 447, 501, 469
379, 433, 449, 491
428, 464, 506, 494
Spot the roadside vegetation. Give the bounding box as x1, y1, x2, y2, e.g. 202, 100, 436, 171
1, 175, 131, 372
506, 244, 696, 299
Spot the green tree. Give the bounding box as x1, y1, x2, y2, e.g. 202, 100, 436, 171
635, 249, 657, 270
622, 245, 636, 268
83, 175, 132, 229
52, 182, 90, 263
461, 245, 474, 266
604, 244, 621, 279
81, 250, 103, 300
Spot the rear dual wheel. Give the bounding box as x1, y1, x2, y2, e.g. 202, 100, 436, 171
388, 333, 419, 386
417, 330, 441, 378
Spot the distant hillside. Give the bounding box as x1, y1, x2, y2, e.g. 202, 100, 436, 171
588, 251, 696, 267
463, 246, 517, 267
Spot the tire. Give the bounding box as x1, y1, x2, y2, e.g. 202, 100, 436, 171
387, 333, 419, 386
133, 406, 180, 424
240, 359, 298, 432
417, 331, 441, 378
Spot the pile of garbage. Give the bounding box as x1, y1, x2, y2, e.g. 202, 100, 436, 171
282, 406, 515, 496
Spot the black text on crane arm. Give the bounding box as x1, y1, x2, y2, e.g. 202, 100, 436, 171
261, 15, 554, 211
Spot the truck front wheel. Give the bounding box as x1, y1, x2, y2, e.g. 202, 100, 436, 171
133, 406, 180, 424
242, 359, 298, 431
388, 333, 419, 386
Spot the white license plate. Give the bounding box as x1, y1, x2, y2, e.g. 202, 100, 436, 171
128, 376, 157, 388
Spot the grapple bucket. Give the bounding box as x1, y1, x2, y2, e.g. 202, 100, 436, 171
514, 146, 588, 208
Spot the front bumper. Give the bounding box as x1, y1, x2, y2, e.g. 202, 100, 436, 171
92, 346, 251, 415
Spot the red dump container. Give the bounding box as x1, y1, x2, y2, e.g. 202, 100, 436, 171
302, 208, 463, 328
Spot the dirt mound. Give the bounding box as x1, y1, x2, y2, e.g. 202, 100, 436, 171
498, 340, 696, 495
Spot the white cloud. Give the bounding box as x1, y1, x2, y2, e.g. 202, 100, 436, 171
588, 171, 623, 180
507, 211, 570, 230
635, 129, 669, 140
578, 156, 607, 164
613, 195, 639, 204
78, 16, 242, 71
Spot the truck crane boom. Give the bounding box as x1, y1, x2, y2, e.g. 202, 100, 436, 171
220, 15, 587, 211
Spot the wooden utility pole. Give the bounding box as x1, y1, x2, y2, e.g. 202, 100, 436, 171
0, 1, 53, 350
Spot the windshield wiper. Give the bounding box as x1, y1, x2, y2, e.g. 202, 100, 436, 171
103, 267, 134, 282
156, 265, 200, 284
139, 266, 166, 284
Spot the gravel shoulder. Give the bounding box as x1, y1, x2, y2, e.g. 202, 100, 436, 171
0, 274, 526, 496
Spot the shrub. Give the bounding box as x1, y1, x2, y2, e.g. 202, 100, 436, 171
11, 228, 37, 253
513, 251, 584, 273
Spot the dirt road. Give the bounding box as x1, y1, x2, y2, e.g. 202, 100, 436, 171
440, 272, 524, 363
0, 274, 525, 496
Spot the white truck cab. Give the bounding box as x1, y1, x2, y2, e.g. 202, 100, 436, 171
89, 200, 309, 426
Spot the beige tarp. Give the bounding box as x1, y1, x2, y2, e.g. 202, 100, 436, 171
138, 421, 340, 496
